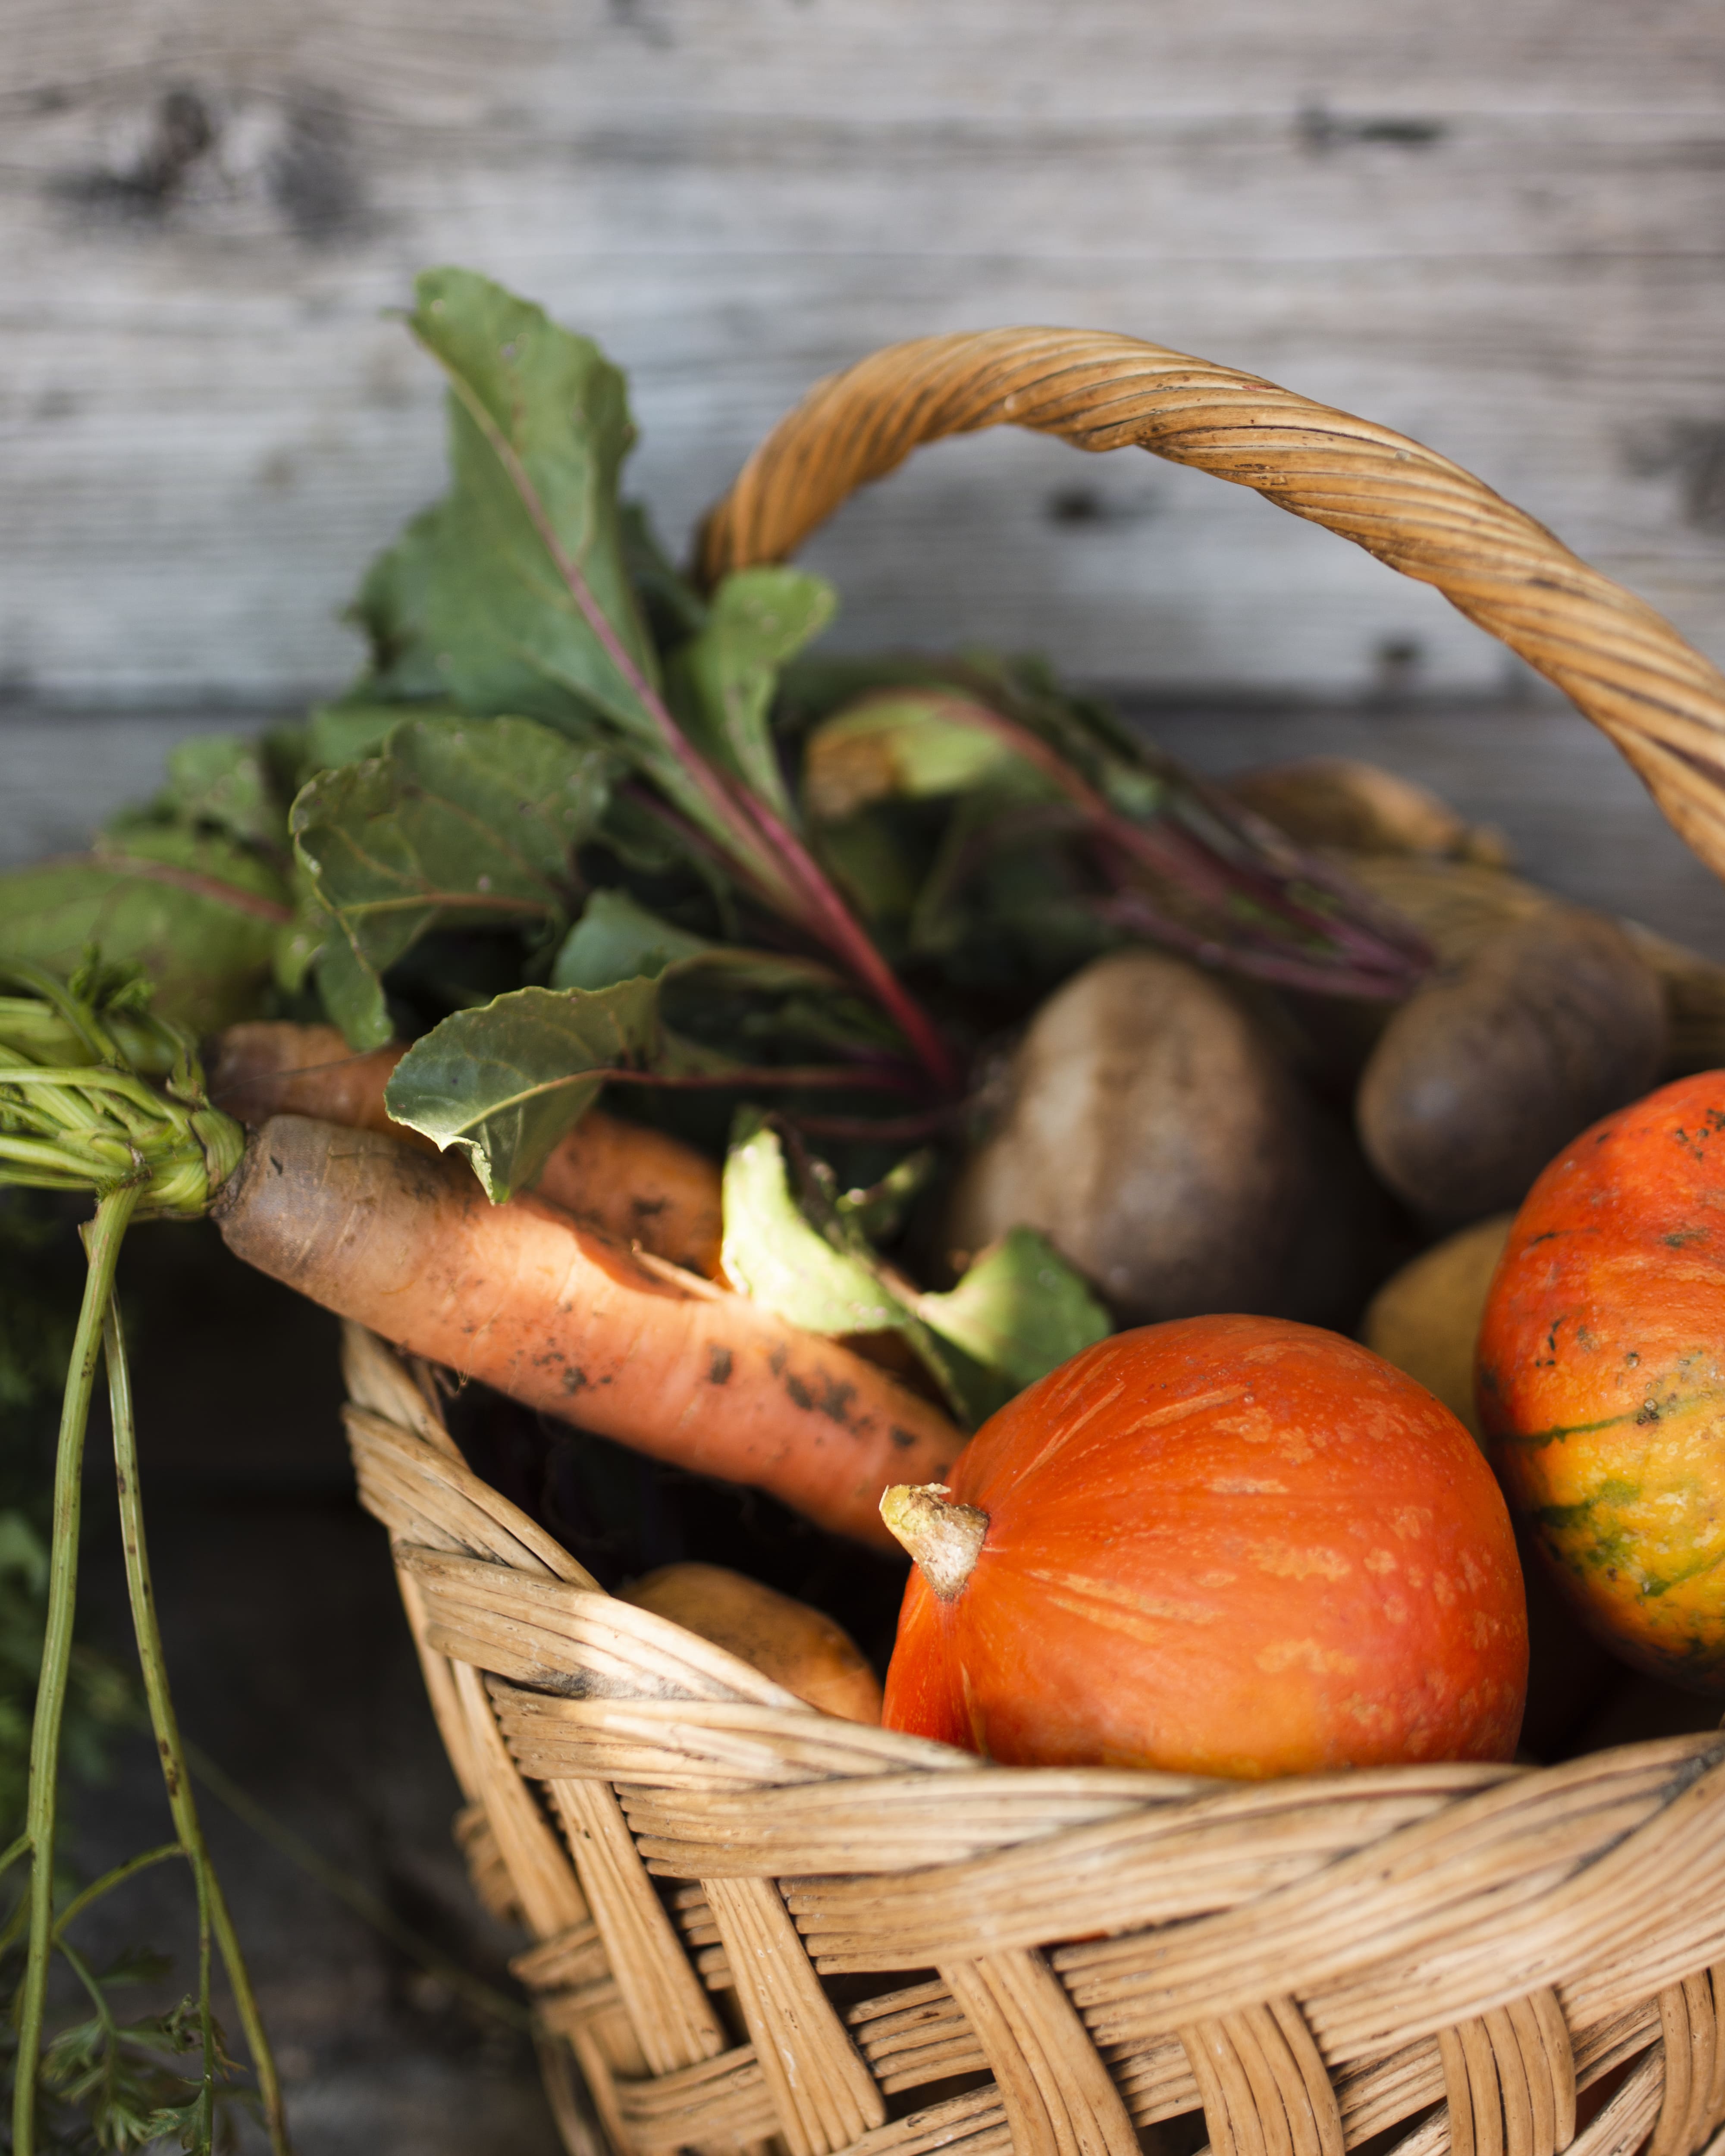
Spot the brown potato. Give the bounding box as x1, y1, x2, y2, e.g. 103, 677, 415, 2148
1336, 855, 1725, 1084
1357, 910, 1665, 1221
945, 949, 1313, 1324
1225, 757, 1508, 865
1334, 852, 1553, 966
619, 1563, 883, 1725
1361, 1213, 1515, 1441
1272, 854, 1557, 1091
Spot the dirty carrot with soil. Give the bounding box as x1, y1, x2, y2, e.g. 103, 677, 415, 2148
213, 1116, 961, 1548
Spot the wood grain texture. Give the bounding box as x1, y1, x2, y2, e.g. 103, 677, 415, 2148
3, 0, 1725, 703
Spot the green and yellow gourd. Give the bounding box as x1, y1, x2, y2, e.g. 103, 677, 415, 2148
1479, 1072, 1725, 1688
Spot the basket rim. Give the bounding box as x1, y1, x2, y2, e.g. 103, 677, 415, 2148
699, 324, 1725, 889
345, 1324, 1725, 2156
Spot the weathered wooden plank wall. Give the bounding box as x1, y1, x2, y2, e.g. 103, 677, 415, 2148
4, 0, 1725, 706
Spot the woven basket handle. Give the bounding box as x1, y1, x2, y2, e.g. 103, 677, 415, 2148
699, 327, 1725, 881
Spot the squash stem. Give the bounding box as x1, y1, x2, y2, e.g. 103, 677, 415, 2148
880, 1484, 989, 1601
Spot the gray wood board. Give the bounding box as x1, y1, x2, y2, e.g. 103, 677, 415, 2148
5, 0, 1725, 705
0, 706, 257, 871
11, 693, 1725, 960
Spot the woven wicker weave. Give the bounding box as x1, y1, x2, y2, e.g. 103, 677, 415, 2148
345, 335, 1725, 2156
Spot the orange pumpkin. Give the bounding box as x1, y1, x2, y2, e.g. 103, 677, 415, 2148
881, 1315, 1526, 1778
1478, 1071, 1725, 1690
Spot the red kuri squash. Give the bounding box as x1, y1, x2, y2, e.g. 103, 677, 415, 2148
1478, 1071, 1725, 1690
881, 1315, 1526, 1778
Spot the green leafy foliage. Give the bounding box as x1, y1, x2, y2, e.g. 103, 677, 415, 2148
551, 892, 858, 1018
350, 268, 665, 745
832, 1148, 936, 1243
384, 977, 663, 1200
668, 568, 836, 820
34, 736, 311, 1039
720, 1119, 909, 1338
135, 737, 285, 857
551, 889, 716, 990
3, 1947, 252, 2156
383, 939, 886, 1203
801, 690, 1040, 821
799, 657, 1431, 1001
9, 267, 1422, 1081
718, 1116, 1109, 1426
290, 712, 615, 1047
794, 685, 1132, 992
0, 837, 289, 1036
341, 269, 826, 924
919, 1227, 1112, 1397
389, 880, 897, 1199
796, 661, 1366, 1006
301, 699, 425, 780
656, 946, 896, 1066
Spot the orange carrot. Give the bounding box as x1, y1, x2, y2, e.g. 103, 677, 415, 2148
210, 1023, 409, 1140
213, 1116, 962, 1548
208, 1022, 724, 1277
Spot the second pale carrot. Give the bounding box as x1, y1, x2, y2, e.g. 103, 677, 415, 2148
208, 1021, 724, 1277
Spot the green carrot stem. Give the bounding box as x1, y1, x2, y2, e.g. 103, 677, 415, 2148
0, 1065, 178, 1108
51, 1843, 182, 1939
0, 962, 115, 1064
52, 1936, 118, 2043
50, 1937, 130, 2142
191, 1825, 216, 2152
13, 1181, 140, 2156
102, 1295, 290, 2156
0, 1135, 131, 1182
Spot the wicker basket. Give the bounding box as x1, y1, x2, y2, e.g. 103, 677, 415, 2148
342, 334, 1725, 2156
